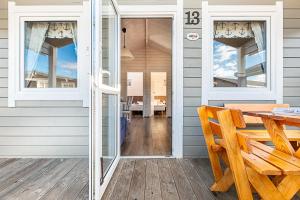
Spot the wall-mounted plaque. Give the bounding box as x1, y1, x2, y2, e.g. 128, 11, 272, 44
187, 32, 200, 41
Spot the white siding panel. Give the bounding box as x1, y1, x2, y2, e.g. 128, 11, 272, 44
117, 0, 176, 5
183, 58, 201, 68
0, 87, 7, 97
183, 4, 202, 157
0, 19, 7, 29
0, 9, 7, 19
284, 48, 300, 57
284, 19, 300, 28
183, 97, 201, 107
184, 126, 202, 136
284, 58, 300, 68
184, 116, 200, 127
0, 117, 88, 126
184, 135, 206, 146
284, 97, 300, 107
0, 126, 88, 137
0, 136, 88, 146
0, 0, 8, 9
0, 58, 7, 68
284, 39, 300, 48
15, 100, 84, 107
0, 107, 88, 116
0, 78, 7, 87
284, 0, 300, 8
0, 39, 7, 48
184, 88, 201, 97
284, 29, 300, 38
184, 68, 201, 77
284, 68, 300, 77
184, 78, 202, 87
284, 9, 300, 18
183, 146, 208, 158
0, 146, 88, 157
0, 49, 7, 58
0, 30, 7, 39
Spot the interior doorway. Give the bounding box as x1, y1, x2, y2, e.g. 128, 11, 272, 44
120, 18, 172, 156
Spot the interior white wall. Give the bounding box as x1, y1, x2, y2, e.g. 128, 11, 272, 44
127, 72, 143, 96
151, 72, 166, 96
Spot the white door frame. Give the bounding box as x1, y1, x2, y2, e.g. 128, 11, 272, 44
91, 0, 121, 199
118, 1, 184, 158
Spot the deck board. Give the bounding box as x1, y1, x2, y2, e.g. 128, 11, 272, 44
0, 158, 88, 200
103, 158, 241, 200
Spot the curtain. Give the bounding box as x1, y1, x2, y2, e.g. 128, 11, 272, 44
250, 22, 265, 51
214, 22, 254, 38
25, 22, 49, 87
70, 22, 78, 53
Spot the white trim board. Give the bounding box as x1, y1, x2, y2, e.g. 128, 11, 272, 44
118, 2, 184, 159
201, 1, 283, 105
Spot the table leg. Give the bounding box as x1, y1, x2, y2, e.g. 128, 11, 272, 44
261, 117, 295, 156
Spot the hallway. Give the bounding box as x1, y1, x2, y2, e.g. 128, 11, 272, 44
121, 117, 172, 156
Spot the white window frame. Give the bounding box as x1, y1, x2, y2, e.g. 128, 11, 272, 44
202, 1, 283, 104
8, 2, 90, 107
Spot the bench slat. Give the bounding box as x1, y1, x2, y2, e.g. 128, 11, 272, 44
252, 146, 300, 175
241, 151, 282, 175
250, 140, 300, 168
238, 130, 300, 141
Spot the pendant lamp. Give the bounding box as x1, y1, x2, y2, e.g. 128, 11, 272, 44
121, 27, 134, 61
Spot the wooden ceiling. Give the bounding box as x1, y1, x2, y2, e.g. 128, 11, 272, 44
121, 18, 172, 53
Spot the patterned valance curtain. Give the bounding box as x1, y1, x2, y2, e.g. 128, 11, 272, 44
214, 21, 265, 50
214, 22, 254, 38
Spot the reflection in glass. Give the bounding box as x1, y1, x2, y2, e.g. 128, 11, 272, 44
213, 21, 267, 88
102, 0, 117, 86
24, 21, 77, 88
102, 93, 117, 177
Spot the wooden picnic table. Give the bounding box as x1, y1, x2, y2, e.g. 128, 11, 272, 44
237, 111, 300, 199
244, 111, 300, 155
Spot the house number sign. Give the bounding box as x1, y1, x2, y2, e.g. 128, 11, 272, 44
185, 11, 200, 25
185, 10, 200, 41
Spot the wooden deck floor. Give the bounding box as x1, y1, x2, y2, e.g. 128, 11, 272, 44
103, 158, 241, 200
0, 158, 88, 200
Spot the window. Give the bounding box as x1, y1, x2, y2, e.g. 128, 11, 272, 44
213, 21, 267, 88
8, 3, 90, 107
102, 0, 118, 87
202, 2, 283, 103
24, 21, 78, 89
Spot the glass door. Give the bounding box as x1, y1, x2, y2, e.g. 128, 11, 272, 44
92, 0, 120, 199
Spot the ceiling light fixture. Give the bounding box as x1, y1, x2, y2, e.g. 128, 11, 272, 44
121, 27, 134, 61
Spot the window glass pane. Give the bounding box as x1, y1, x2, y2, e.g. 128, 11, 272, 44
102, 93, 117, 177
24, 21, 77, 88
213, 21, 267, 88
102, 0, 117, 86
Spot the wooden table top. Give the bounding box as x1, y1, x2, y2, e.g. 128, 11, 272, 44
244, 111, 300, 126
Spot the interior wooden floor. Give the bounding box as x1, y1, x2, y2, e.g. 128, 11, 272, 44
121, 116, 172, 156
0, 158, 88, 200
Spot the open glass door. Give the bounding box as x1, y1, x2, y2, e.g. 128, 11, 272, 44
91, 0, 120, 199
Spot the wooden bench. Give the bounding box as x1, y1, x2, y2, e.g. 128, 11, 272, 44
225, 104, 300, 142
198, 106, 300, 199
218, 108, 300, 200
